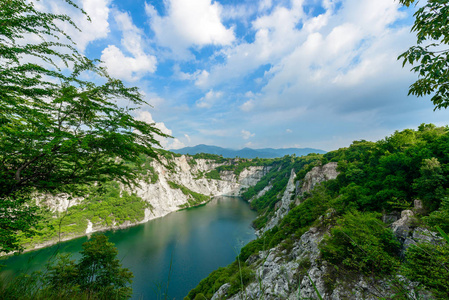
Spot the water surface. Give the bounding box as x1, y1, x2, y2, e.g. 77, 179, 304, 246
1, 196, 257, 299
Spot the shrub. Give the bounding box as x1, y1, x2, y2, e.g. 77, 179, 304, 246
319, 211, 401, 276
402, 242, 449, 299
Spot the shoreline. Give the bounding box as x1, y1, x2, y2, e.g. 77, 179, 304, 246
1, 196, 236, 258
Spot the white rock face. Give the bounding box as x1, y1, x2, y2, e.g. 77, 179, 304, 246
218, 225, 429, 300
35, 193, 84, 213
23, 155, 268, 253
259, 162, 339, 233
300, 162, 339, 195
131, 156, 269, 224
263, 169, 296, 232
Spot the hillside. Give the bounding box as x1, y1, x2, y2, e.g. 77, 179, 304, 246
186, 124, 449, 299
3, 124, 449, 299
171, 144, 326, 159
9, 152, 275, 253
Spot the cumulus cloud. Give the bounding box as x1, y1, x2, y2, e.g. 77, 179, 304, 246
30, 0, 111, 53
101, 10, 157, 82
135, 110, 185, 149
145, 0, 235, 57
196, 90, 223, 108
240, 99, 255, 112
194, 1, 305, 88
195, 0, 414, 121
241, 130, 255, 140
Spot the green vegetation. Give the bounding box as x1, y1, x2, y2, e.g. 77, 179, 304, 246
205, 170, 221, 180
17, 182, 149, 247
0, 0, 167, 254
402, 242, 449, 298
188, 124, 449, 299
319, 211, 401, 276
0, 234, 133, 299
167, 181, 210, 208
191, 153, 227, 163
399, 0, 449, 109
185, 261, 254, 300
243, 154, 323, 230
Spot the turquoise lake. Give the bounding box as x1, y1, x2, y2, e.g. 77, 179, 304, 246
0, 196, 257, 299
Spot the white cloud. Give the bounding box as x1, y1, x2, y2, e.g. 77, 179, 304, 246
241, 130, 255, 140
196, 90, 223, 108
135, 110, 184, 149
258, 0, 273, 12
195, 2, 305, 88
184, 134, 191, 143
101, 10, 157, 82
101, 45, 156, 81
286, 129, 292, 133
30, 0, 111, 53
145, 0, 235, 57
240, 99, 255, 112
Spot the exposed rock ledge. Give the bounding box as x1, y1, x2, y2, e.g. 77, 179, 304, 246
10, 155, 269, 255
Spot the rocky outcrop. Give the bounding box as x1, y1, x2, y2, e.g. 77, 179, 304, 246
263, 169, 296, 233
36, 155, 268, 238
132, 156, 269, 224
391, 209, 442, 256
258, 162, 339, 233
35, 193, 84, 213
299, 162, 339, 195
216, 225, 429, 300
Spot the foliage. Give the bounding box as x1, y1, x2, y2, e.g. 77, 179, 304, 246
319, 211, 401, 276
424, 197, 449, 236
191, 153, 227, 162
17, 182, 149, 248
76, 234, 133, 298
323, 125, 449, 213
0, 0, 168, 253
0, 193, 41, 253
185, 260, 252, 300
402, 242, 449, 299
188, 124, 449, 297
204, 170, 221, 180
167, 181, 210, 208
0, 234, 133, 299
412, 157, 446, 211
399, 0, 449, 109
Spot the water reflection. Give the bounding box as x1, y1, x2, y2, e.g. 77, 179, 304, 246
1, 196, 257, 300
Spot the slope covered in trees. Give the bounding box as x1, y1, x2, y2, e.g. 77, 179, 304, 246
187, 124, 449, 299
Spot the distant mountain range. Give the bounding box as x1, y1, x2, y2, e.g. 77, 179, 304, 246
171, 144, 326, 159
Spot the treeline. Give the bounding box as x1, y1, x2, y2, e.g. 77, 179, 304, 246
187, 124, 449, 299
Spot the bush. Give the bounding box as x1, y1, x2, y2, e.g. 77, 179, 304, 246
402, 242, 449, 299
319, 211, 401, 276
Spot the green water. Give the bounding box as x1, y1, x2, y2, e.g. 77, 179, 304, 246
1, 196, 257, 299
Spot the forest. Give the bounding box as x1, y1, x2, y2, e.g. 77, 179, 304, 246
2, 0, 449, 299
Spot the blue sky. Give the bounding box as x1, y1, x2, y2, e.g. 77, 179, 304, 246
44, 0, 449, 151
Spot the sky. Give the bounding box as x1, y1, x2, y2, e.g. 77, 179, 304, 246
38, 0, 449, 151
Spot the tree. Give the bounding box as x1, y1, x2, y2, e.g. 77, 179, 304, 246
0, 0, 168, 253
399, 0, 449, 109
43, 234, 133, 299
77, 234, 133, 299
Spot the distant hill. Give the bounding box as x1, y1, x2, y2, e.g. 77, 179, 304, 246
171, 144, 326, 159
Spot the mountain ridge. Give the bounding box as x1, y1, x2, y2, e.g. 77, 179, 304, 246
171, 144, 326, 158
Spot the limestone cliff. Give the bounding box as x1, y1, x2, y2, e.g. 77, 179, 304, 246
259, 162, 339, 234
35, 154, 269, 244
129, 155, 269, 225
213, 212, 433, 300
298, 162, 339, 196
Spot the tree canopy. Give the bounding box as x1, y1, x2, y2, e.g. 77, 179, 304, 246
0, 0, 168, 253
399, 0, 449, 109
